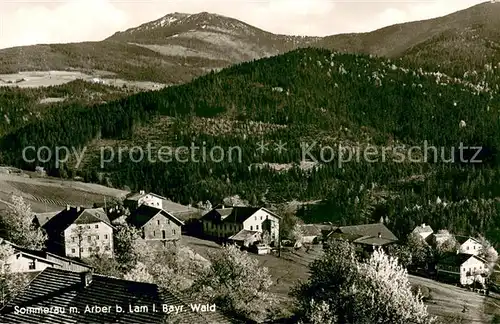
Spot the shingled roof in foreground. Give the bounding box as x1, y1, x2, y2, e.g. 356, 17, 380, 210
0, 267, 232, 324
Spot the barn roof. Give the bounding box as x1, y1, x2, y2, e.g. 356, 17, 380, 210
128, 205, 184, 228
0, 267, 231, 324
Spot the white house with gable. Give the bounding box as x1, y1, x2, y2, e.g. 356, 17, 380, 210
456, 236, 482, 255
437, 252, 489, 286
201, 206, 281, 246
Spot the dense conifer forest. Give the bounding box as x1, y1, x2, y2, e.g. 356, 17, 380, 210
2, 48, 500, 244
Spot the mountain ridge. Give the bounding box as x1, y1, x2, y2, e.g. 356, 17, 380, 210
1, 2, 500, 83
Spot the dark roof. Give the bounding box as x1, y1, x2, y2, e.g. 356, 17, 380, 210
0, 267, 231, 324
128, 205, 184, 228
455, 236, 479, 245
202, 206, 280, 224
335, 223, 398, 241
42, 207, 113, 235
438, 252, 487, 267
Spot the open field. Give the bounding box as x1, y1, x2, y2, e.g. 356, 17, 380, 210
181, 235, 498, 322
0, 71, 168, 91
0, 171, 128, 212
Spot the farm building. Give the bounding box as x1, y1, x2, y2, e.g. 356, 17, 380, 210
456, 236, 483, 255
41, 206, 114, 259
127, 205, 184, 244
201, 206, 280, 246
412, 223, 434, 240
0, 267, 231, 324
437, 252, 489, 286
325, 223, 398, 253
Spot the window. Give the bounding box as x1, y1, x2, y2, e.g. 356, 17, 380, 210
72, 248, 76, 254
157, 220, 160, 225
173, 229, 176, 235
104, 234, 108, 239
88, 247, 92, 252
28, 261, 35, 270
95, 246, 100, 252
95, 224, 99, 229
260, 216, 262, 220
72, 237, 75, 243
87, 225, 90, 229
162, 230, 166, 239
256, 225, 259, 230
153, 231, 156, 237
87, 236, 91, 242
254, 216, 257, 220
105, 246, 110, 251
167, 219, 170, 225
467, 246, 469, 250
250, 226, 253, 230
96, 235, 99, 240
80, 248, 84, 252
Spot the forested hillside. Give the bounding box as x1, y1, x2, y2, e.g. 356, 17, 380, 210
2, 47, 500, 244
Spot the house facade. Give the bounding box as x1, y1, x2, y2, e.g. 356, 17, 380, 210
456, 236, 482, 255
437, 252, 488, 286
124, 191, 165, 212
41, 206, 114, 259
0, 239, 92, 273
128, 205, 184, 242
201, 206, 281, 246
325, 223, 399, 254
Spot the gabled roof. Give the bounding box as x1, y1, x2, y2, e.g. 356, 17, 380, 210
125, 192, 166, 202
42, 207, 113, 234
128, 205, 184, 228
333, 223, 398, 241
0, 238, 91, 270
439, 252, 487, 267
455, 236, 480, 245
228, 229, 261, 242
299, 224, 322, 237
202, 206, 280, 224
412, 224, 434, 234
0, 267, 231, 324
33, 211, 59, 227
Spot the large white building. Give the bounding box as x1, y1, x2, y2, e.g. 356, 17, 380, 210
201, 206, 280, 246
411, 223, 434, 240
456, 236, 483, 256
437, 252, 489, 286
41, 206, 114, 259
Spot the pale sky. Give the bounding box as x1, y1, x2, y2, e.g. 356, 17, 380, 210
0, 0, 486, 50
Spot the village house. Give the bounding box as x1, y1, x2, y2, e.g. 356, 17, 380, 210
412, 223, 434, 240
437, 252, 489, 286
124, 191, 201, 225
201, 205, 281, 246
456, 236, 483, 255
127, 205, 184, 243
39, 206, 114, 259
124, 191, 165, 212
299, 224, 323, 244
0, 238, 91, 274
325, 223, 399, 253
0, 267, 231, 324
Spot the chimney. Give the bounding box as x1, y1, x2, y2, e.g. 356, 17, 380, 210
422, 223, 426, 228
80, 271, 93, 287
66, 204, 70, 211
140, 190, 145, 195
378, 232, 381, 238
222, 204, 225, 209
77, 206, 82, 212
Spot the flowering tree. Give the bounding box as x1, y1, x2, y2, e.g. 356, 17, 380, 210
0, 243, 28, 306
294, 240, 436, 324
477, 235, 499, 264
189, 244, 276, 322
114, 223, 148, 271
0, 195, 46, 250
